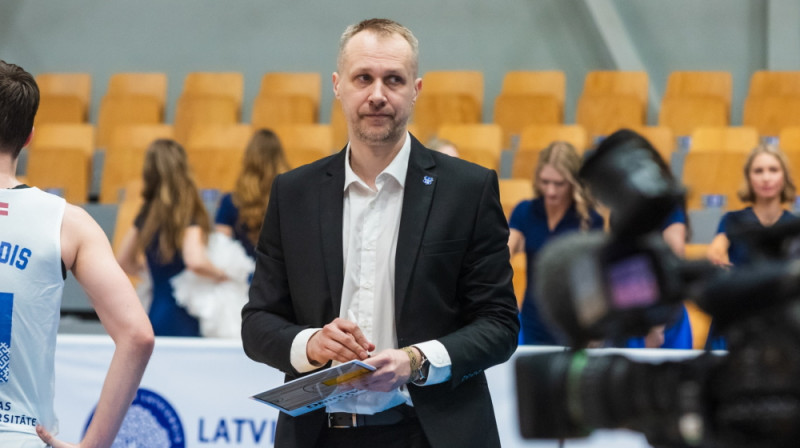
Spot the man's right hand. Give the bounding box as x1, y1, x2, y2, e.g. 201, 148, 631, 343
307, 318, 375, 365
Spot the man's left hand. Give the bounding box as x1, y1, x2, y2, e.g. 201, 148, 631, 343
352, 348, 416, 392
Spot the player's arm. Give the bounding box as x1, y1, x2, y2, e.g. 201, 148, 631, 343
38, 204, 154, 448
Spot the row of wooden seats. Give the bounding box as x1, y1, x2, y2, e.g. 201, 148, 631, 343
35, 70, 800, 154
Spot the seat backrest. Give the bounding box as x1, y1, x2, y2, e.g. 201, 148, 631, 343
779, 127, 800, 153
30, 124, 95, 156
629, 125, 675, 163
658, 96, 729, 137
664, 71, 732, 107
689, 126, 760, 153
34, 95, 86, 125
251, 94, 316, 129
582, 71, 648, 104
421, 71, 484, 106
576, 95, 644, 139
493, 94, 561, 150
437, 124, 503, 171
25, 147, 91, 204
272, 124, 334, 169
501, 71, 566, 104
258, 72, 321, 116
96, 96, 163, 148
182, 72, 244, 118
35, 73, 91, 121
413, 93, 481, 144
748, 71, 800, 97
742, 96, 800, 138
329, 99, 348, 149
173, 96, 239, 145
107, 72, 168, 106
499, 178, 533, 220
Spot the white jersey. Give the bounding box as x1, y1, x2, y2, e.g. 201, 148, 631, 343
0, 186, 65, 440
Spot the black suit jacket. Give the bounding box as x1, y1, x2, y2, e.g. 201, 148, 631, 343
242, 135, 519, 448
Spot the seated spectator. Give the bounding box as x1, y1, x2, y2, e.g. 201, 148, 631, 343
508, 141, 604, 345
117, 139, 228, 337
706, 143, 798, 349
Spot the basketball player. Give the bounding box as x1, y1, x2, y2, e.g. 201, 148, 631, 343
0, 60, 154, 447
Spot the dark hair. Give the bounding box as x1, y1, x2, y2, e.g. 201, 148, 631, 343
0, 60, 39, 157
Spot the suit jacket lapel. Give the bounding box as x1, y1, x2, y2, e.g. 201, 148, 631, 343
395, 137, 436, 317
320, 149, 346, 313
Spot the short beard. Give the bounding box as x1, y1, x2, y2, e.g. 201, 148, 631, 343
354, 118, 406, 146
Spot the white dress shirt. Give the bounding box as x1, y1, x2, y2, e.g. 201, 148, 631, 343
289, 133, 451, 414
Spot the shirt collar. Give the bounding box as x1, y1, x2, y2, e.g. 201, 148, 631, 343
344, 132, 411, 191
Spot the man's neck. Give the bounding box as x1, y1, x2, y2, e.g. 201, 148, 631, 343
348, 135, 406, 189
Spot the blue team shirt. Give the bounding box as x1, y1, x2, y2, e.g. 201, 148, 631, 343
214, 193, 257, 258
706, 207, 798, 350
509, 198, 604, 345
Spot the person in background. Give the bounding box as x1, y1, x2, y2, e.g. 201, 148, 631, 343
241, 18, 518, 448
215, 129, 290, 258
426, 138, 459, 158
117, 139, 228, 337
0, 59, 154, 447
508, 141, 604, 345
706, 143, 798, 349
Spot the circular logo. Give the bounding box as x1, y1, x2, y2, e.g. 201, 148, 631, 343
84, 387, 185, 448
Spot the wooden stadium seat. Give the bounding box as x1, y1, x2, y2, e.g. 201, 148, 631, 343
181, 72, 244, 118
251, 94, 316, 129
747, 70, 800, 98
684, 243, 709, 260
273, 124, 334, 169
500, 70, 566, 102
35, 73, 91, 121
34, 95, 85, 125
689, 126, 759, 153
26, 147, 91, 204
185, 124, 253, 192
779, 127, 800, 152
412, 71, 484, 143
630, 125, 676, 163
576, 95, 644, 140
437, 124, 502, 171
494, 71, 566, 149
743, 96, 800, 138
493, 95, 561, 150
107, 72, 168, 115
510, 252, 527, 308
664, 71, 733, 108
330, 99, 348, 149
499, 178, 533, 220
99, 124, 175, 204
682, 151, 748, 210
658, 97, 728, 137
96, 96, 162, 148
173, 96, 239, 145
111, 180, 144, 255
512, 125, 588, 179
30, 124, 95, 156
258, 72, 321, 119
685, 300, 712, 350
582, 70, 649, 106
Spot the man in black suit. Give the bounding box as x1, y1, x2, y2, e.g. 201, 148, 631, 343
242, 18, 519, 448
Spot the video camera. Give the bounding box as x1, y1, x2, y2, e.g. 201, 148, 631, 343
515, 129, 800, 448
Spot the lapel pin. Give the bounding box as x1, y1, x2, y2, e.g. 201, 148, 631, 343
422, 176, 434, 185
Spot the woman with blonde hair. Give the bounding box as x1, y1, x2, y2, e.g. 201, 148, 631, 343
215, 129, 290, 257
706, 144, 798, 349
707, 144, 798, 267
117, 139, 228, 336
508, 141, 604, 345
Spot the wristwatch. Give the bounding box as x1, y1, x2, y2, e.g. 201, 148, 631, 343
410, 348, 430, 383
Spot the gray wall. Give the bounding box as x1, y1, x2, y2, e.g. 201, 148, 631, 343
3, 0, 794, 128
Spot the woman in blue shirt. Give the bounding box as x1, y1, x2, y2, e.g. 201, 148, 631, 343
117, 139, 228, 336
215, 129, 290, 258
508, 141, 604, 345
706, 143, 798, 349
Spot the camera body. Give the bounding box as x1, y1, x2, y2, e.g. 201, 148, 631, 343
515, 130, 800, 448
